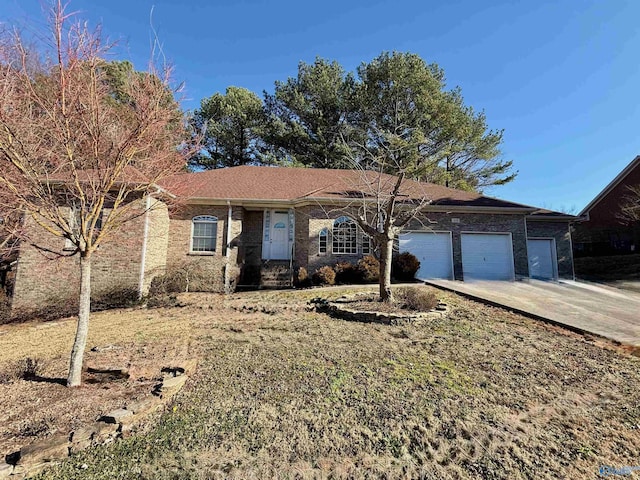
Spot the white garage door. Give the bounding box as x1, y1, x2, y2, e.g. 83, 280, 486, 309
461, 233, 514, 281
399, 232, 453, 280
528, 239, 556, 280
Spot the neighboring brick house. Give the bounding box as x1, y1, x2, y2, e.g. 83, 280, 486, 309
11, 166, 577, 314
573, 155, 640, 256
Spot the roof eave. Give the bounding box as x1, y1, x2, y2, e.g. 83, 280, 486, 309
578, 154, 640, 216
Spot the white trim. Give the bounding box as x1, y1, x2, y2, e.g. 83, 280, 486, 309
262, 209, 292, 260
460, 231, 515, 281
190, 215, 218, 254
318, 227, 328, 255
578, 155, 640, 217
138, 195, 152, 298
331, 216, 358, 255
184, 197, 538, 214
399, 230, 454, 280
527, 237, 558, 281
224, 202, 232, 294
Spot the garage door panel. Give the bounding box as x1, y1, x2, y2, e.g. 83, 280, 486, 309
461, 233, 514, 281
399, 232, 453, 280
528, 239, 556, 280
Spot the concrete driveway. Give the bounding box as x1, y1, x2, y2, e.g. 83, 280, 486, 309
425, 278, 640, 346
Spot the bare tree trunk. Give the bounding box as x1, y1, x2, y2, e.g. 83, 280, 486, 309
379, 236, 394, 303
67, 252, 91, 387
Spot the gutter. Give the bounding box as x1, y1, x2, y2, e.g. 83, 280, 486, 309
184, 197, 538, 215
224, 200, 232, 294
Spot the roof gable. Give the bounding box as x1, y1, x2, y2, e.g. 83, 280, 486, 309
579, 155, 640, 217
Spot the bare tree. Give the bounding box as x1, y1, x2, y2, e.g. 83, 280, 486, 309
619, 184, 640, 223
328, 135, 432, 303
0, 1, 192, 386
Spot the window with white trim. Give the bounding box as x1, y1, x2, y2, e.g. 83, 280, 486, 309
191, 215, 218, 253
332, 216, 357, 254
319, 228, 328, 254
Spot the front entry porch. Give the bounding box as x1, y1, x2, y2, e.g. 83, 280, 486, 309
238, 208, 295, 289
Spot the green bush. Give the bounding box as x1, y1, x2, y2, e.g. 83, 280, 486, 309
312, 266, 336, 286
392, 252, 421, 281
334, 261, 361, 284
357, 255, 380, 283
396, 287, 438, 311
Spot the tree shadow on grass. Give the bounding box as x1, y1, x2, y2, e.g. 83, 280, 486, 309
24, 375, 66, 386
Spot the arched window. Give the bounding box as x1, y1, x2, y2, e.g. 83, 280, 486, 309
319, 228, 328, 254
191, 215, 218, 252
332, 216, 357, 254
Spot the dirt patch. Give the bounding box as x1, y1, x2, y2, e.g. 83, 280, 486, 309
3, 287, 640, 479
0, 307, 201, 456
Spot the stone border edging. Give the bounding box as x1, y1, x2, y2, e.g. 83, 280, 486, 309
311, 295, 448, 326
1, 360, 196, 480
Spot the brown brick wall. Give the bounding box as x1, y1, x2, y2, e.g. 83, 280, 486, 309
297, 208, 531, 279
165, 205, 241, 292
304, 206, 371, 274
11, 202, 147, 315
240, 210, 263, 267
526, 220, 574, 279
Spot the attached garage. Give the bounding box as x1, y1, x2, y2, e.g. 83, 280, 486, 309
527, 238, 557, 280
399, 232, 454, 280
461, 233, 515, 281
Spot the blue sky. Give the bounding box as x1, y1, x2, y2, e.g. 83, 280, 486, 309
4, 0, 640, 212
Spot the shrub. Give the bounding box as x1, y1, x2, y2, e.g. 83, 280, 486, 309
91, 287, 141, 312
0, 289, 10, 324
392, 252, 421, 281
357, 255, 380, 283
396, 287, 438, 311
334, 261, 361, 285
294, 267, 312, 288
0, 357, 45, 383
312, 266, 336, 286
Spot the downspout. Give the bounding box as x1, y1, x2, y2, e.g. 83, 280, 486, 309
224, 200, 233, 294
138, 194, 152, 298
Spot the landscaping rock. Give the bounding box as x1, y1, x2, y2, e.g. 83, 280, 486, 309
162, 374, 187, 391
99, 408, 133, 424
18, 433, 69, 465
92, 421, 119, 441
69, 425, 97, 452
0, 463, 13, 479
9, 464, 26, 479
126, 397, 160, 415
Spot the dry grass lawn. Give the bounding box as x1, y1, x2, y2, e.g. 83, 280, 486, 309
0, 286, 638, 479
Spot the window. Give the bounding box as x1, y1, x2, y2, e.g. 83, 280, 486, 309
332, 216, 357, 254
191, 215, 218, 253
319, 228, 328, 254
362, 234, 371, 255
64, 208, 104, 251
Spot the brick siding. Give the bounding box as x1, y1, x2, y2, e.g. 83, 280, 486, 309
526, 220, 575, 279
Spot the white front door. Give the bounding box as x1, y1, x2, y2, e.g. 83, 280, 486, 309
528, 239, 557, 280
270, 212, 289, 259
263, 211, 291, 260
399, 232, 454, 279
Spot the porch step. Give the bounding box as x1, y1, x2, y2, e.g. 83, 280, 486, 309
259, 260, 293, 289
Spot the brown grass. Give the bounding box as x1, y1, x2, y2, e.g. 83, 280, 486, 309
0, 287, 637, 479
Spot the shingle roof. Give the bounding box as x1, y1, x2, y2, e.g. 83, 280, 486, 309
162, 165, 541, 210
